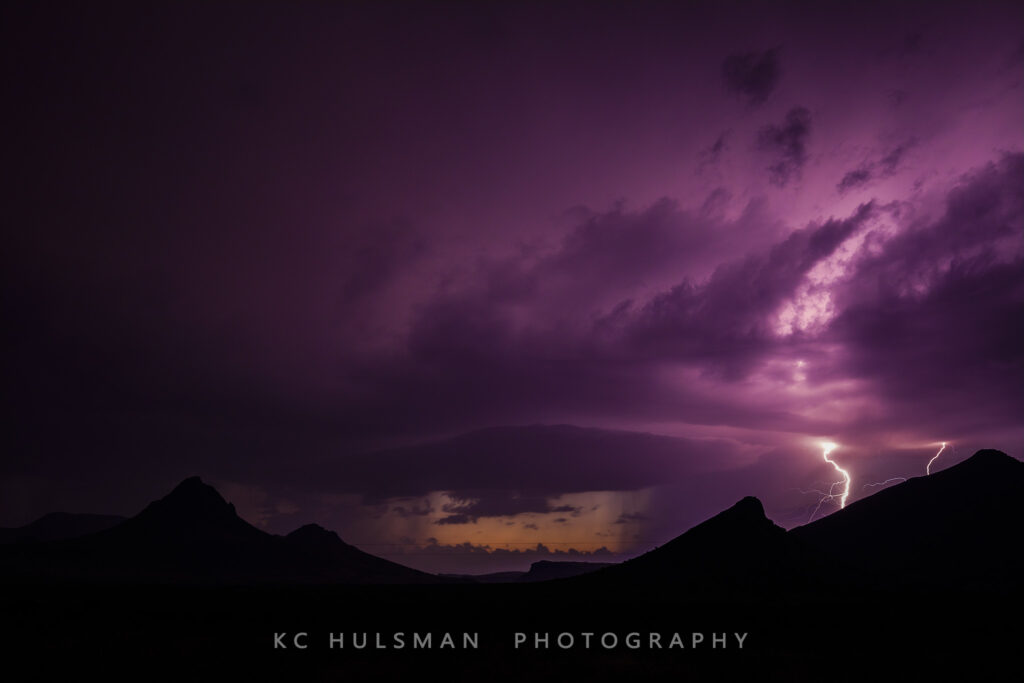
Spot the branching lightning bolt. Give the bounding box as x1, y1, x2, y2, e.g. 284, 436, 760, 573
863, 477, 906, 490
806, 441, 851, 522
926, 442, 947, 475
804, 441, 949, 521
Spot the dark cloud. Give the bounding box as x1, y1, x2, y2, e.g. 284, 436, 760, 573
837, 167, 873, 193
536, 197, 757, 300
102, 155, 1017, 541
434, 514, 475, 526
312, 200, 808, 439
700, 187, 732, 218
428, 540, 613, 559
435, 490, 583, 525
837, 140, 916, 193
697, 130, 731, 172
614, 512, 649, 525
623, 204, 873, 376
827, 153, 1024, 436
339, 425, 746, 503
421, 540, 614, 559
878, 141, 914, 174
722, 48, 781, 106
758, 107, 812, 186
391, 500, 434, 518
1, 0, 1021, 580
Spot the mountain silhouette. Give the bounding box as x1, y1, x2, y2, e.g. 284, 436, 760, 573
3, 453, 1021, 682
0, 476, 436, 584
576, 496, 830, 593
281, 523, 433, 582
574, 450, 1022, 594
0, 512, 125, 544
790, 448, 1024, 589
3, 450, 1020, 591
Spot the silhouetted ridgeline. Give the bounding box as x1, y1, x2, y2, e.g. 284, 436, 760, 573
0, 451, 1021, 681
571, 449, 1024, 595
0, 477, 436, 584
790, 448, 1024, 589
1, 450, 1021, 593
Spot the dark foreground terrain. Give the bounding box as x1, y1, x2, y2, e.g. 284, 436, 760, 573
3, 449, 1021, 681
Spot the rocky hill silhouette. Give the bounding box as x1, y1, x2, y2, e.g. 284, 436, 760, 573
573, 449, 1022, 595
2, 450, 1021, 593
573, 495, 834, 594
790, 448, 1024, 589
0, 476, 436, 584
1, 451, 1021, 683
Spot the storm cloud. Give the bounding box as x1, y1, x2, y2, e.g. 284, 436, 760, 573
837, 141, 916, 193
2, 1, 1022, 574
758, 107, 812, 186
722, 48, 782, 106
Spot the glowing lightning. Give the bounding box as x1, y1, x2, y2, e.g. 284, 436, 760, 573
807, 441, 852, 522
863, 477, 906, 490
926, 442, 947, 475
821, 442, 850, 508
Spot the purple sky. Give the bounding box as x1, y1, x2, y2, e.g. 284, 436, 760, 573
3, 1, 1023, 573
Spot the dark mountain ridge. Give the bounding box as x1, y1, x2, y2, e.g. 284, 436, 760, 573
790, 448, 1024, 589
0, 476, 436, 584
573, 495, 836, 594
2, 450, 1020, 592
570, 449, 1022, 595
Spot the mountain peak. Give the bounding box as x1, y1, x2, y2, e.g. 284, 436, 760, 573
730, 496, 767, 519
931, 449, 1022, 482
165, 476, 230, 506
169, 475, 213, 493
286, 524, 344, 545
662, 496, 772, 541
955, 449, 1018, 470
137, 476, 238, 526
791, 447, 1024, 588
696, 496, 769, 530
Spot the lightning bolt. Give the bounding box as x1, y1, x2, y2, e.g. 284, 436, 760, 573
806, 441, 851, 522
863, 477, 906, 490
926, 442, 947, 475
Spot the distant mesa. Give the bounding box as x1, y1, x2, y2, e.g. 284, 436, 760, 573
522, 560, 615, 582
444, 560, 615, 584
